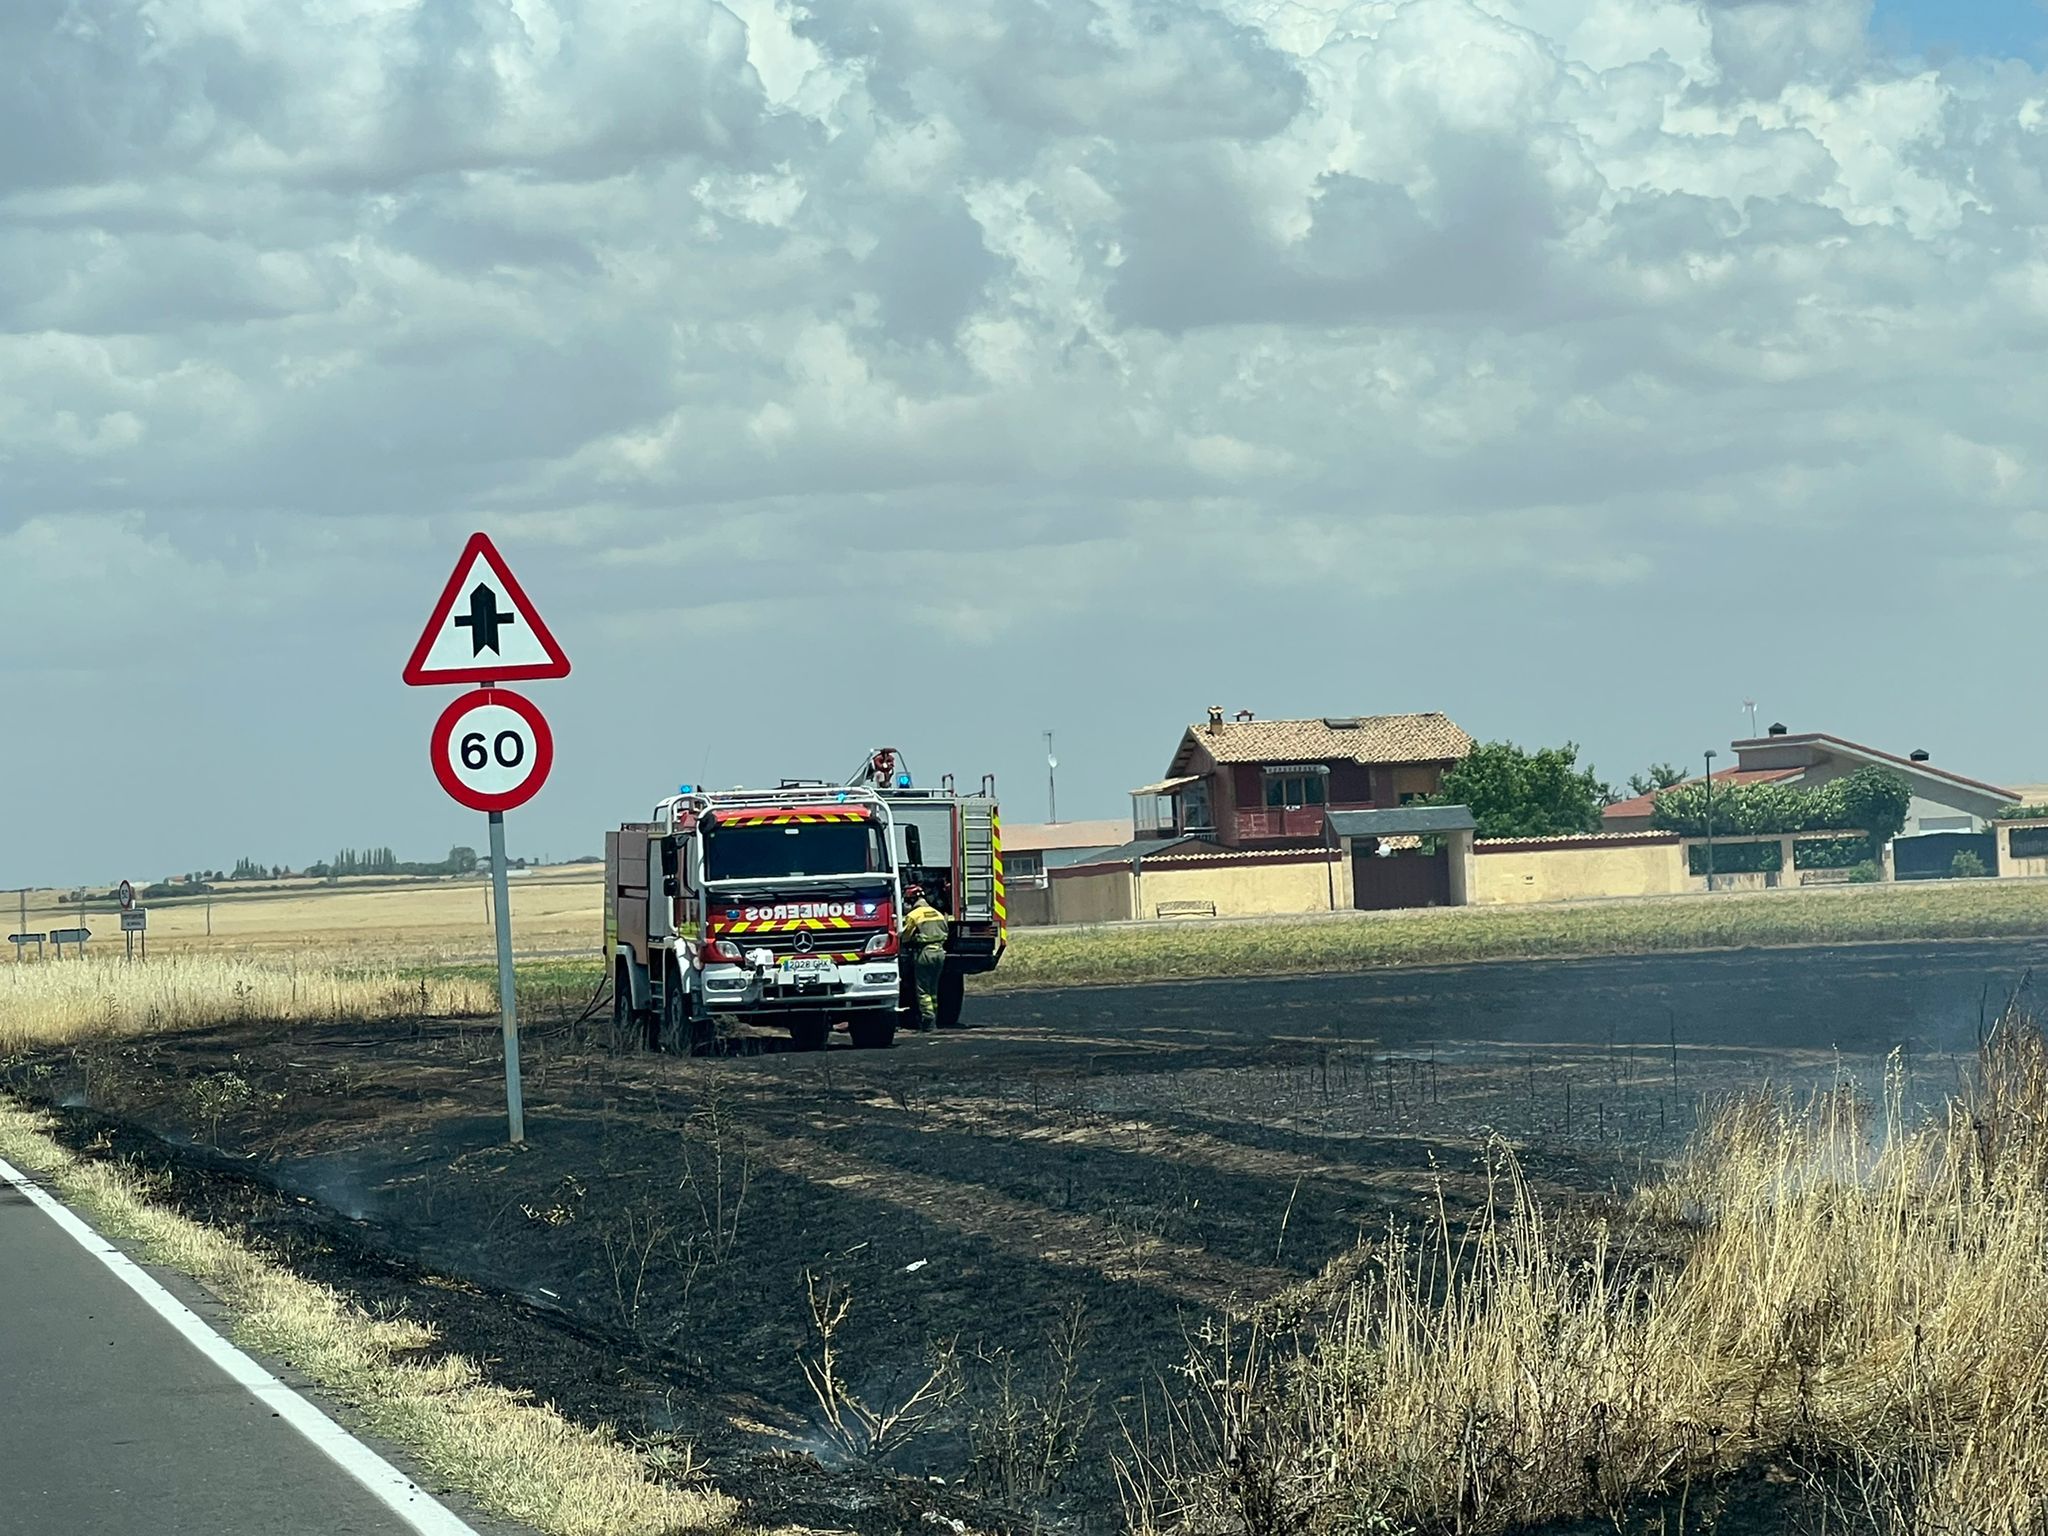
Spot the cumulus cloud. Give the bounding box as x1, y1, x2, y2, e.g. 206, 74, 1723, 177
6, 0, 2048, 876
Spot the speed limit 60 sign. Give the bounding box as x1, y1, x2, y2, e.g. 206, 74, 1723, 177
430, 688, 555, 813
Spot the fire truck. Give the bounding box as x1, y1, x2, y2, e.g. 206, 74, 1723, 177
605, 749, 1005, 1052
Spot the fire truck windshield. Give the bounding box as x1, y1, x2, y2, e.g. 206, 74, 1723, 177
703, 820, 890, 882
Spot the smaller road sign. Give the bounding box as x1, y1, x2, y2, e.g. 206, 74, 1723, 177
429, 688, 555, 814
8, 933, 45, 945
51, 929, 90, 944
120, 911, 148, 933
404, 533, 571, 687
118, 881, 135, 912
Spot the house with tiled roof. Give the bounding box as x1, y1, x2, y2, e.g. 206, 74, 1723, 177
1602, 725, 2019, 837
1131, 707, 1475, 851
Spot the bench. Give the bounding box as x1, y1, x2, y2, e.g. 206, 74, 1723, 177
1155, 900, 1217, 919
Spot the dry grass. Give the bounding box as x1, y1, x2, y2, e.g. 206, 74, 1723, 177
0, 952, 497, 1053
1000, 879, 2048, 990
0, 1099, 732, 1535
1124, 1019, 2048, 1534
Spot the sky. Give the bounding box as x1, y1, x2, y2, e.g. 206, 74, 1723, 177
8, 0, 2048, 887
1874, 0, 2046, 60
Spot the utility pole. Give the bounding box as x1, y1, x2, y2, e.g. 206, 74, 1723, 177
1044, 731, 1059, 825
1703, 749, 1718, 892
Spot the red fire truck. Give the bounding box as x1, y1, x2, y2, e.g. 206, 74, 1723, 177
605, 750, 1004, 1051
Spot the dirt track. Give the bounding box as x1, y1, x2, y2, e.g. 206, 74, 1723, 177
8, 938, 2041, 1533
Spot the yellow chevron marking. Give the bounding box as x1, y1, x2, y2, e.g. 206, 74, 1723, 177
992, 812, 1008, 942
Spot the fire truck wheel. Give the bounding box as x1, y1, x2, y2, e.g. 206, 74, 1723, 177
788, 1017, 830, 1052
937, 967, 966, 1030
847, 1015, 896, 1051
658, 973, 696, 1054
611, 964, 631, 1039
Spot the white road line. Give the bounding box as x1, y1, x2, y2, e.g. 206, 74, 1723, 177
0, 1154, 482, 1536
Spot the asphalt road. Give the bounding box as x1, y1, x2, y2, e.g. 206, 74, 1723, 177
961, 938, 2048, 1067
0, 1176, 450, 1536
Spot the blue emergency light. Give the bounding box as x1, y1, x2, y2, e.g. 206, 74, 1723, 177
896, 773, 913, 788
677, 784, 696, 795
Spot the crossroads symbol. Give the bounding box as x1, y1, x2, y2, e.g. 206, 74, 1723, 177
454, 584, 517, 657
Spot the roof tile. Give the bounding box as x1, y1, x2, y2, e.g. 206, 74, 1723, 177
1173, 713, 1473, 771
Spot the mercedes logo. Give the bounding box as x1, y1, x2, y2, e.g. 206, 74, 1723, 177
793, 930, 814, 954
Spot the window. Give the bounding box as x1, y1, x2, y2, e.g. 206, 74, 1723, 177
1264, 773, 1327, 808
2011, 827, 2048, 861
703, 821, 888, 881
889, 804, 956, 866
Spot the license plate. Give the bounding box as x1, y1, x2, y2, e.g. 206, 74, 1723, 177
781, 957, 833, 981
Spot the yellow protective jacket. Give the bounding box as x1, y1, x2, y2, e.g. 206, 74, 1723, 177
901, 901, 950, 948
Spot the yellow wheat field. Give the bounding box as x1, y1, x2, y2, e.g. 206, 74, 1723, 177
5, 871, 603, 966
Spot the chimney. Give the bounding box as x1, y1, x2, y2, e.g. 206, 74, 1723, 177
1768, 722, 1788, 737
1910, 749, 1930, 763
1234, 709, 1254, 723
1206, 705, 1224, 732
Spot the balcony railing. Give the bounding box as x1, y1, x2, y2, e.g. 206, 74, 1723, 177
1235, 807, 1332, 841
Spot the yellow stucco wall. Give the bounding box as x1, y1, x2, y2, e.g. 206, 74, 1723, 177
1471, 840, 1688, 905
1136, 856, 1347, 918
1049, 869, 1136, 925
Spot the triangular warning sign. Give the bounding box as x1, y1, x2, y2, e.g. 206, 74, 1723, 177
403, 532, 572, 686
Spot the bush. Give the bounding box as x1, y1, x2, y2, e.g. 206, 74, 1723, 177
1795, 835, 1871, 870
1652, 766, 1912, 860
1953, 850, 1990, 880
1846, 861, 1883, 883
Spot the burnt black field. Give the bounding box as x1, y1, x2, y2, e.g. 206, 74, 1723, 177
9, 937, 2041, 1533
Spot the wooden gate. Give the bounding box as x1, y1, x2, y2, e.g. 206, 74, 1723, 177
1352, 849, 1451, 910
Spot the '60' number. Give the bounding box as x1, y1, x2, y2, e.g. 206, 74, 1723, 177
461, 730, 527, 771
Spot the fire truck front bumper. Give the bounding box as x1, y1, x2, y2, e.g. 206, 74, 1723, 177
698, 959, 901, 1012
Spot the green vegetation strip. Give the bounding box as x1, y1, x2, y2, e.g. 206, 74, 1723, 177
989, 882, 2048, 990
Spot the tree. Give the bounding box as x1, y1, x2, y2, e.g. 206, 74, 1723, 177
447, 845, 479, 875
1625, 763, 1688, 798
1433, 741, 1610, 839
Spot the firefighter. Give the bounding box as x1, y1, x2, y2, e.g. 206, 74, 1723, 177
900, 883, 950, 1031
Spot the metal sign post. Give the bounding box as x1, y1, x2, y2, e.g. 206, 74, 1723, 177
406, 533, 569, 1149
488, 811, 525, 1144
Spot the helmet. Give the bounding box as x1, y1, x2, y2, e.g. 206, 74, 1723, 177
905, 883, 926, 901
